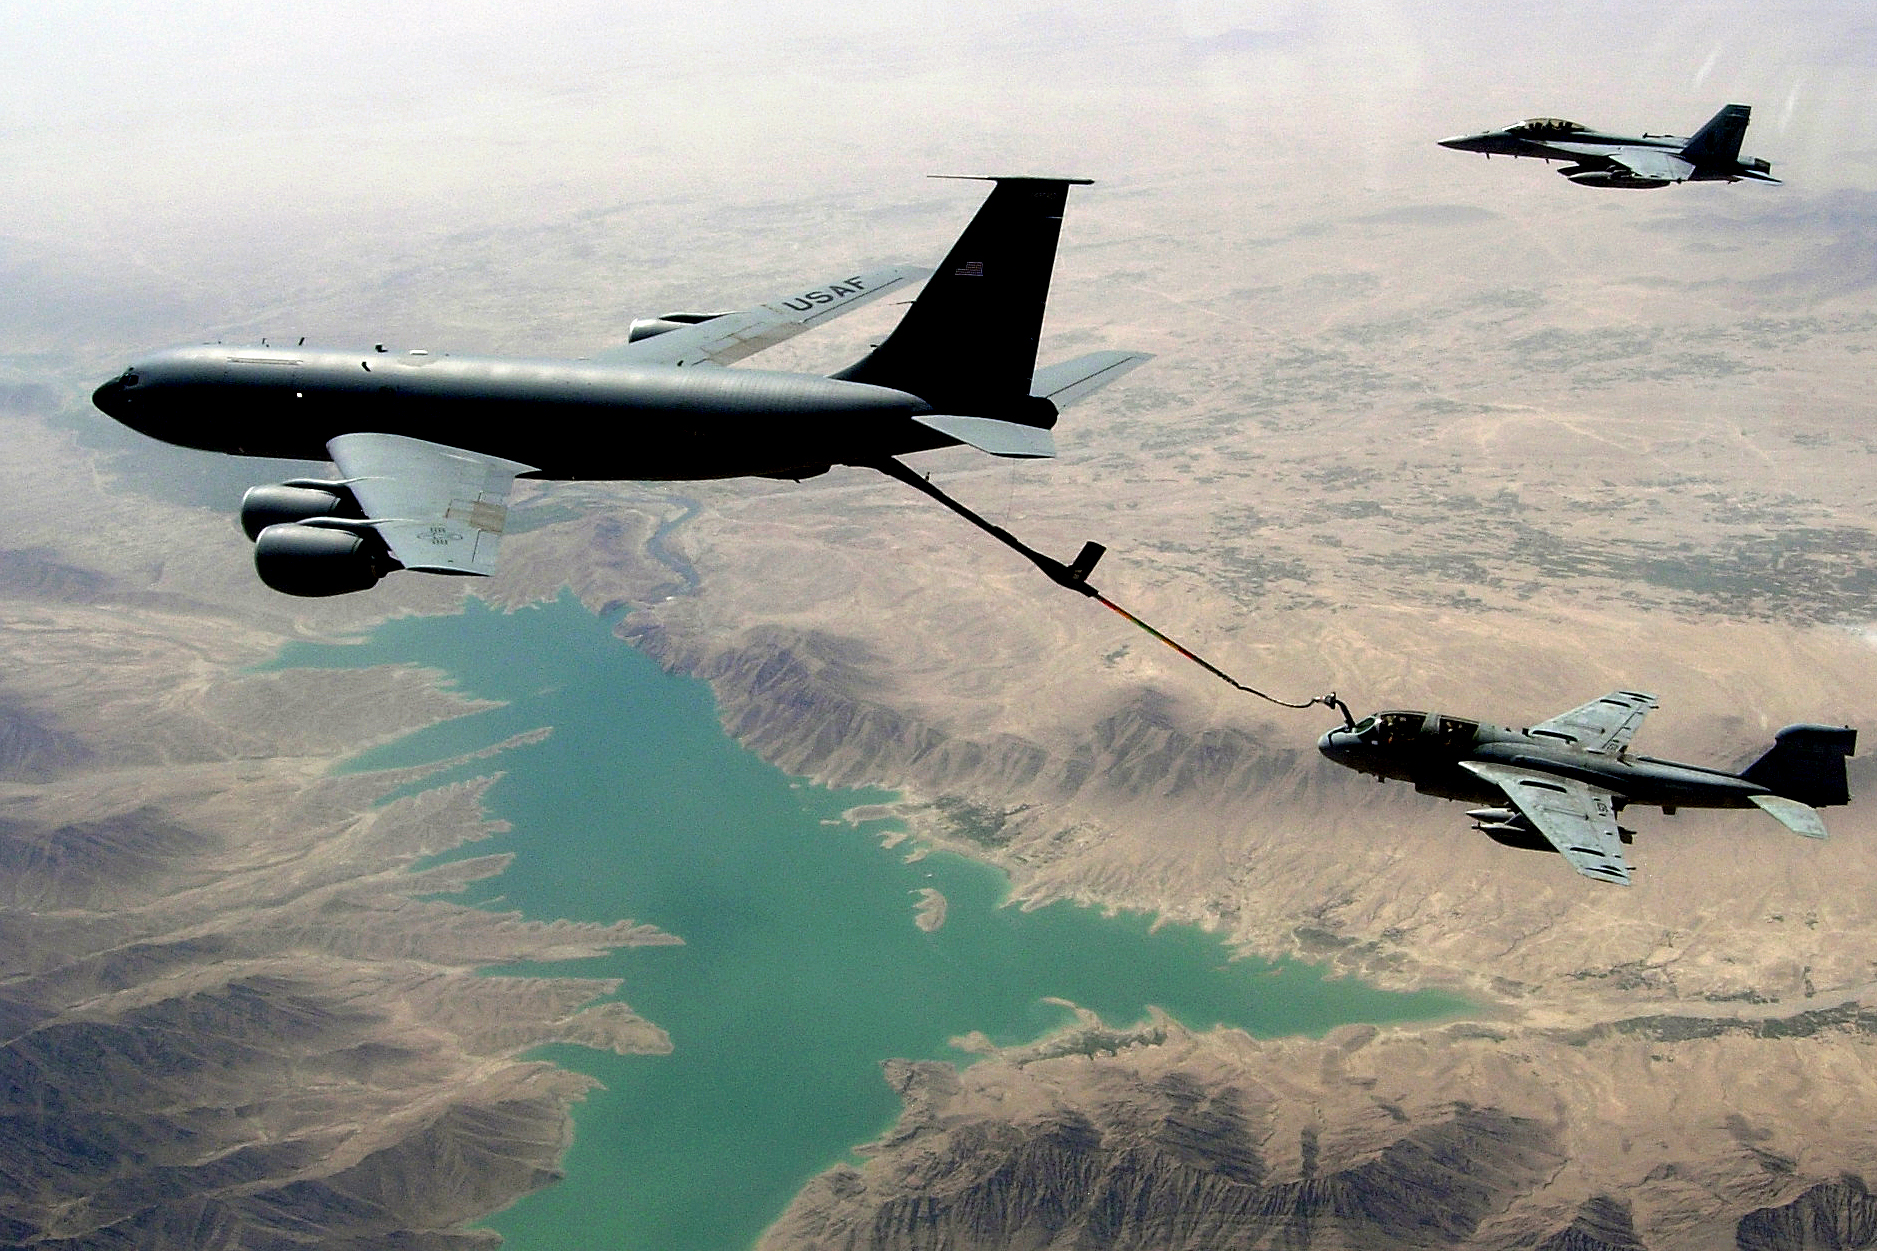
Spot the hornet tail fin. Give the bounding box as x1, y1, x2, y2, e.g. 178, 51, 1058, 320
1682, 104, 1751, 167
1742, 723, 1857, 808
835, 176, 1090, 424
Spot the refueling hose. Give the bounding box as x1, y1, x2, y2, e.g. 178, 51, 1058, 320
870, 458, 1356, 727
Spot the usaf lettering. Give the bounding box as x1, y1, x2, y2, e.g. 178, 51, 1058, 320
782, 276, 868, 312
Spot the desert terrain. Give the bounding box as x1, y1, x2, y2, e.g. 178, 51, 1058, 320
10, 165, 1877, 1245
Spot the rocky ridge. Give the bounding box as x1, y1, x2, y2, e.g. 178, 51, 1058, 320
0, 422, 678, 1247
761, 1012, 1877, 1250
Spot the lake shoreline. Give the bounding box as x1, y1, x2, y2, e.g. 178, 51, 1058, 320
272, 593, 1467, 1250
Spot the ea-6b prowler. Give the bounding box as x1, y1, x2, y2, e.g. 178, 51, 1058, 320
92, 177, 1149, 596
1438, 103, 1779, 188
1318, 690, 1854, 886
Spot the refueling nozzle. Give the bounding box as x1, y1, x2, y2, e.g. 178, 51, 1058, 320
1065, 541, 1105, 585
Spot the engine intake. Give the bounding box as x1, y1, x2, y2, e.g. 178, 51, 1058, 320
253, 522, 396, 597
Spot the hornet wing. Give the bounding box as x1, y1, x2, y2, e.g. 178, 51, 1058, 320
1542, 143, 1696, 185
1461, 761, 1633, 886
1599, 146, 1696, 184
1528, 690, 1658, 754
328, 433, 536, 577
597, 265, 929, 368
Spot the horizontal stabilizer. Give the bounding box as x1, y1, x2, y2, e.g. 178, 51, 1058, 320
913, 414, 1057, 458
1030, 351, 1154, 408
1750, 793, 1830, 840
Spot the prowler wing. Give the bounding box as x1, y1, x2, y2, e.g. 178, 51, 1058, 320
1461, 761, 1633, 886
1528, 690, 1658, 754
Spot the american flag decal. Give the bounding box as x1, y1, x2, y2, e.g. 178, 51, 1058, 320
954, 260, 984, 277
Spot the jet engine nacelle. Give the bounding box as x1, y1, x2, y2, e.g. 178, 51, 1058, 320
252, 522, 395, 597
625, 312, 730, 343
240, 481, 362, 541
1560, 167, 1669, 189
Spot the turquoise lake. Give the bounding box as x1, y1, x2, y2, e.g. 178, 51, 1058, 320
272, 594, 1464, 1250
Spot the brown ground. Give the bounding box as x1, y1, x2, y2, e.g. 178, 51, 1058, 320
6, 162, 1877, 1247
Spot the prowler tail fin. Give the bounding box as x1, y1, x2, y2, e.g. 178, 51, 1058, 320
1742, 724, 1857, 808
835, 176, 1090, 423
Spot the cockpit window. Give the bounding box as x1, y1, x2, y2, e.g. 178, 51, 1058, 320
1371, 711, 1427, 745
1436, 716, 1479, 749
122, 371, 140, 386
1351, 716, 1377, 736
1509, 118, 1584, 135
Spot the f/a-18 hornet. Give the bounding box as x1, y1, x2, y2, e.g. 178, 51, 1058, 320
92, 177, 1148, 596
1438, 103, 1779, 188
1319, 691, 1853, 886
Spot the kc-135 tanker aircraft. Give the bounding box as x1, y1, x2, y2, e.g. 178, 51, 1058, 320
1318, 691, 1854, 885
1438, 103, 1779, 188
92, 177, 1148, 596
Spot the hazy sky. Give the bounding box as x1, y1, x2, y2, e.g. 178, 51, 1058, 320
4, 1, 1873, 365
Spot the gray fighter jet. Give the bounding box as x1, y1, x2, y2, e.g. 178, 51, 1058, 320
1438, 103, 1779, 188
1318, 691, 1853, 885
92, 177, 1148, 596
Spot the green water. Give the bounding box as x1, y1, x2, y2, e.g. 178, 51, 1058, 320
272, 594, 1463, 1250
